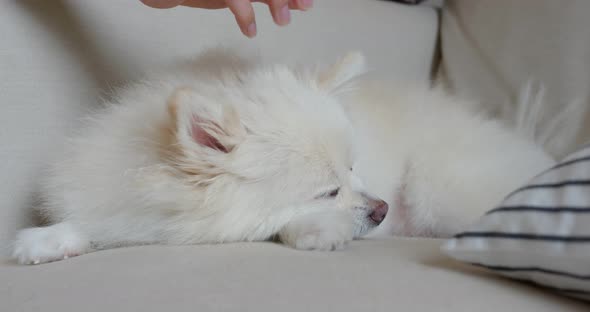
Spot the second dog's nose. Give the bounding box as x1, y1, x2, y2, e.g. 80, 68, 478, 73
369, 200, 389, 224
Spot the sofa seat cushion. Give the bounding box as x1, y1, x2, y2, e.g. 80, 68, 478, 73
2, 238, 587, 311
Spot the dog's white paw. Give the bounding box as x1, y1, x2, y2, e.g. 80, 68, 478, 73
291, 229, 351, 251
13, 223, 90, 265
279, 211, 354, 251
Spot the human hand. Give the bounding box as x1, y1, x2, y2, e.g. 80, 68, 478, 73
140, 0, 313, 38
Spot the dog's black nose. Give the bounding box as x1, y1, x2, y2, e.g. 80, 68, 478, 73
369, 200, 388, 224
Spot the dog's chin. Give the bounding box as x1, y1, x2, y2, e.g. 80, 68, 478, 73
352, 219, 380, 239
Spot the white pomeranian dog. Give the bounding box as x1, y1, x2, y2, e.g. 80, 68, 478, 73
13, 49, 575, 264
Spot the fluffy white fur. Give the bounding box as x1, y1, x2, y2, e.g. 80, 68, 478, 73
13, 49, 564, 264
348, 81, 555, 237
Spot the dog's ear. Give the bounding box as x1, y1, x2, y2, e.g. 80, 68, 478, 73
168, 87, 244, 154
318, 52, 366, 91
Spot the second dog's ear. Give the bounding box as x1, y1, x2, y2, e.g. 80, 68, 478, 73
318, 52, 366, 91
167, 87, 244, 154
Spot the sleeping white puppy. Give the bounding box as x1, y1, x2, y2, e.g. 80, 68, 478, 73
13, 49, 556, 264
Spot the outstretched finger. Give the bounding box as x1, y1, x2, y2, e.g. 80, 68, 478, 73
225, 0, 257, 37
288, 0, 313, 10
267, 0, 290, 26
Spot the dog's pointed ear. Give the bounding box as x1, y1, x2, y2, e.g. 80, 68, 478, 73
168, 87, 244, 153
318, 52, 366, 91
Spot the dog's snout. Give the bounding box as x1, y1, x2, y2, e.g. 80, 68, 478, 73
368, 200, 388, 224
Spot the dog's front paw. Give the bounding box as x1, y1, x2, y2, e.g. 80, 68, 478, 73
13, 223, 90, 265
290, 229, 351, 251
279, 212, 354, 251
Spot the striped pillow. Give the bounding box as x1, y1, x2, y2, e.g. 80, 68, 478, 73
443, 144, 590, 301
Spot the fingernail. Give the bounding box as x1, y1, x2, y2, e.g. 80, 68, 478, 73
278, 5, 291, 25
246, 22, 257, 37
299, 0, 313, 9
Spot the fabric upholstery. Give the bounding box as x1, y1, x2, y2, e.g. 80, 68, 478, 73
2, 238, 588, 311
438, 0, 590, 155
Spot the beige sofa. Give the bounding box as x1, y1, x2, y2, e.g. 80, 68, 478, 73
1, 1, 588, 311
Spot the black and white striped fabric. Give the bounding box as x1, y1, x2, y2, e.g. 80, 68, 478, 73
443, 144, 590, 301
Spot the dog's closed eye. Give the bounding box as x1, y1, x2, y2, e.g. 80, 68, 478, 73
316, 188, 340, 199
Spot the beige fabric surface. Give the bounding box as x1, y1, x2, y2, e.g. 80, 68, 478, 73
2, 238, 588, 312
438, 0, 590, 155
0, 0, 438, 255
